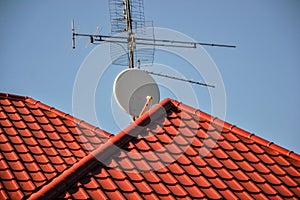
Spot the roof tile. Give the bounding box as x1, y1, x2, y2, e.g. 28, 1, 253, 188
249, 143, 266, 154
218, 189, 238, 200
0, 169, 14, 180
8, 113, 22, 121
10, 135, 25, 145
19, 153, 34, 163
167, 184, 188, 197
127, 172, 144, 184
200, 166, 218, 178
240, 181, 261, 193
284, 166, 300, 177
27, 109, 44, 117
27, 146, 44, 155
0, 119, 13, 127
124, 191, 143, 200
201, 187, 222, 199
209, 177, 228, 190
204, 156, 223, 169
220, 158, 239, 170
257, 154, 275, 165
252, 162, 272, 174
0, 135, 10, 146
157, 172, 177, 185
225, 179, 244, 192
278, 175, 298, 187
175, 173, 195, 186
2, 105, 17, 113
35, 116, 50, 124
268, 164, 287, 176
149, 182, 170, 195
223, 132, 240, 143
273, 155, 292, 167
17, 129, 32, 138
15, 107, 30, 115
214, 168, 234, 180
3, 152, 19, 161
3, 127, 18, 136
181, 164, 201, 177
132, 181, 153, 194
236, 160, 255, 172
184, 185, 205, 198
273, 185, 295, 197
230, 169, 250, 181
24, 162, 40, 172
12, 120, 28, 129
290, 186, 300, 197
192, 175, 211, 188
13, 171, 31, 181
14, 144, 29, 153
38, 139, 53, 148
21, 115, 36, 123
115, 179, 136, 192
32, 130, 47, 139
262, 173, 282, 185
143, 171, 161, 183
257, 183, 277, 195
226, 150, 244, 161
2, 179, 20, 191
19, 181, 35, 192
8, 160, 25, 171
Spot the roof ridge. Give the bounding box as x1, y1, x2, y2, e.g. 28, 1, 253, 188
171, 99, 300, 161
27, 98, 173, 199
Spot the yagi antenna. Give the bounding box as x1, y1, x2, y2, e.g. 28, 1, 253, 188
71, 0, 236, 87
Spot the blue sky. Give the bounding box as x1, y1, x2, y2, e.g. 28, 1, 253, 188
1, 0, 299, 153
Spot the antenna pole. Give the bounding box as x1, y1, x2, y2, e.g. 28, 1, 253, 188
72, 19, 76, 49
125, 0, 135, 68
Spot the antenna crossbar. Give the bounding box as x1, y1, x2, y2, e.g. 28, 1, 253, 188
73, 32, 236, 49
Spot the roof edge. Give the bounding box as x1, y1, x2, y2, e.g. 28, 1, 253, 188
0, 92, 112, 138
0, 92, 28, 100
170, 99, 300, 161
25, 97, 112, 138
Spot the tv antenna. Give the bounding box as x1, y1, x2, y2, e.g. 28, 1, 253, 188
72, 0, 235, 69
72, 0, 235, 119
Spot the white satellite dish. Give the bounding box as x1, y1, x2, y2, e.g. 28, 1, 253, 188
113, 69, 160, 118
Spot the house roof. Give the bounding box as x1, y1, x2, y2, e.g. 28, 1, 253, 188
0, 92, 299, 199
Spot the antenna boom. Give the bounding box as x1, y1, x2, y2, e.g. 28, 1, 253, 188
143, 70, 215, 88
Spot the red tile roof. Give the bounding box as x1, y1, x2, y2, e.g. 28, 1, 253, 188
0, 92, 300, 199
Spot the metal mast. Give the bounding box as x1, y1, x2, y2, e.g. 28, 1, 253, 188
124, 0, 135, 68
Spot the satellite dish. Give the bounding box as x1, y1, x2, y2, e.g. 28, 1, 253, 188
113, 69, 160, 117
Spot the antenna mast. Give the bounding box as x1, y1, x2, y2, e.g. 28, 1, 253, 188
124, 0, 135, 68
